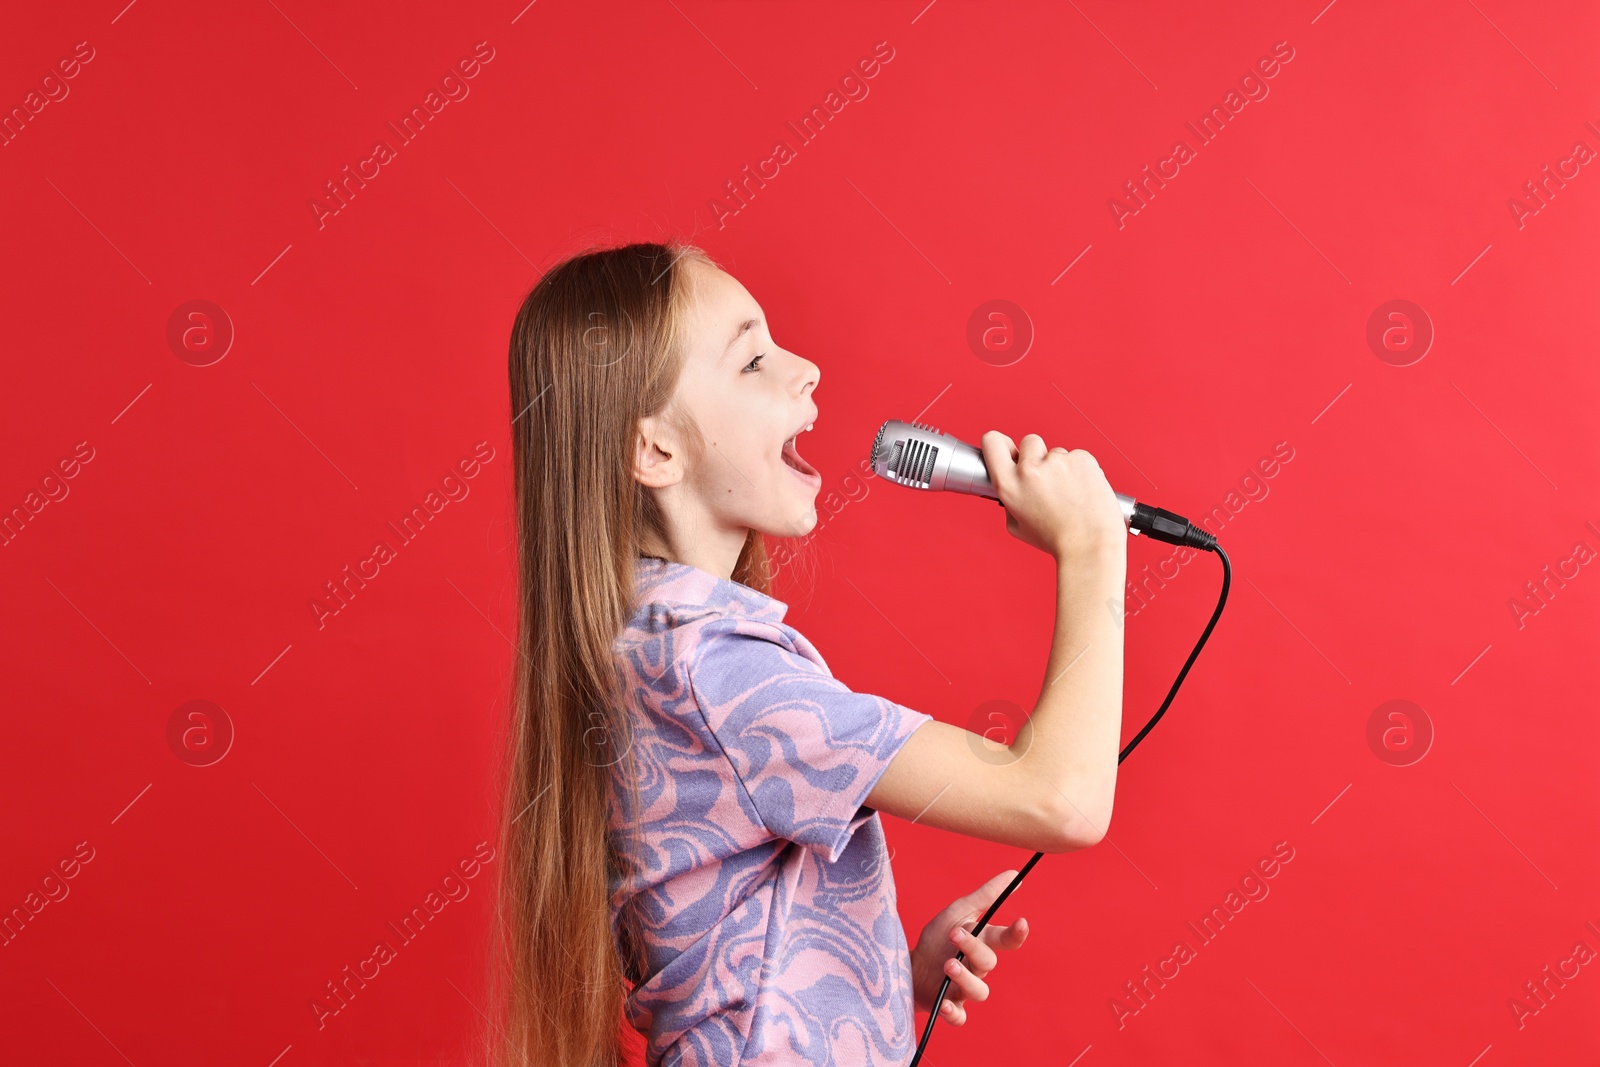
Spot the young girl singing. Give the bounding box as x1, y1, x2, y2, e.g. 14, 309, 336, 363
490, 241, 1128, 1067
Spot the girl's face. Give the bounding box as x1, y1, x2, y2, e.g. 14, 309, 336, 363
634, 259, 824, 562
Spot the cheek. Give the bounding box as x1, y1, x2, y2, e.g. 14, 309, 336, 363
746, 423, 780, 463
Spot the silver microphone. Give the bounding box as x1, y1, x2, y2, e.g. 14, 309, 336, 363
869, 419, 1216, 551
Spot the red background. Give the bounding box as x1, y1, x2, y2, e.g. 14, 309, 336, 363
3, 1, 1597, 1064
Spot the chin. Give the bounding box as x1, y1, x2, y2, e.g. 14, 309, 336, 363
762, 501, 819, 541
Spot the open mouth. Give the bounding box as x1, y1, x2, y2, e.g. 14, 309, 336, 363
781, 423, 820, 481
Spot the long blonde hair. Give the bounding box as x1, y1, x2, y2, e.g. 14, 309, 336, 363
488, 240, 773, 1066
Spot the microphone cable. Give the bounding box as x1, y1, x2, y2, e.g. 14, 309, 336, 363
909, 541, 1232, 1066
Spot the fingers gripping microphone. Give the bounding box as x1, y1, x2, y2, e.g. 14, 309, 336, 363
870, 419, 1217, 552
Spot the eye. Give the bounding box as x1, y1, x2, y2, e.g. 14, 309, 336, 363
741, 352, 766, 373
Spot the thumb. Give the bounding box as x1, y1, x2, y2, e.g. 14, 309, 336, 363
979, 431, 1018, 497
955, 869, 1020, 923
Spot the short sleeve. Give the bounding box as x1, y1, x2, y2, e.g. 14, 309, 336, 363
687, 616, 933, 863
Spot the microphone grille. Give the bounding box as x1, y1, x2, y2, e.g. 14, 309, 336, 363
870, 420, 889, 467
899, 438, 938, 487
870, 419, 945, 490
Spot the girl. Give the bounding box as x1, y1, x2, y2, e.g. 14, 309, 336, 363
491, 241, 1128, 1066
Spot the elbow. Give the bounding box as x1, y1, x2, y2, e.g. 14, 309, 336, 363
1069, 809, 1109, 850
1049, 811, 1110, 853
1036, 786, 1113, 854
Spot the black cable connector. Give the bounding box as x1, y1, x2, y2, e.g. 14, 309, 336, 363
1131, 501, 1217, 551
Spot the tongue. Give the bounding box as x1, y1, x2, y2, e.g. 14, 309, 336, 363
782, 438, 816, 476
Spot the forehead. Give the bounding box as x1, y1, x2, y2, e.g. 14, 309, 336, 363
682, 260, 761, 356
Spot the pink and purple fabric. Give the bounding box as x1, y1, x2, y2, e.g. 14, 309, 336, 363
608, 556, 933, 1066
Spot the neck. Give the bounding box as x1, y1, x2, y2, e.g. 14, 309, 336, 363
639, 526, 749, 581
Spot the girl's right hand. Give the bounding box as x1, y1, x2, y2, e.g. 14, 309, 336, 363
980, 430, 1127, 561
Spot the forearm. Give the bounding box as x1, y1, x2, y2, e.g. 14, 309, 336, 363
1019, 545, 1128, 843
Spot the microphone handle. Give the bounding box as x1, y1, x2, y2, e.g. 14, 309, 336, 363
931, 431, 1218, 551
977, 476, 1215, 551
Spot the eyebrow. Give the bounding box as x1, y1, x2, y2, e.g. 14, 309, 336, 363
722, 318, 761, 361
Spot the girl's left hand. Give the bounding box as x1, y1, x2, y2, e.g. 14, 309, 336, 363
909, 869, 1031, 1026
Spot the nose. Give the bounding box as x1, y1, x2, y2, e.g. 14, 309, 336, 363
792, 352, 820, 398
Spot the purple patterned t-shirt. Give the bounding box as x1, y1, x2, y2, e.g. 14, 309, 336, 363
608, 556, 934, 1067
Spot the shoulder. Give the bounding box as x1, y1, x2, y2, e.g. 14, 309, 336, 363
687, 613, 834, 692
620, 558, 828, 679
619, 600, 812, 662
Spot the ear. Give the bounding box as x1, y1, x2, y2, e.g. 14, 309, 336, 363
632, 414, 682, 489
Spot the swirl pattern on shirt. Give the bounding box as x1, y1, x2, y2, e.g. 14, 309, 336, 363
608, 557, 933, 1066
